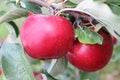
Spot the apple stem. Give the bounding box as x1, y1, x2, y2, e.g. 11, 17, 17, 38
28, 0, 55, 14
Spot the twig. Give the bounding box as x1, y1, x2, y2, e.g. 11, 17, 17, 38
68, 11, 99, 26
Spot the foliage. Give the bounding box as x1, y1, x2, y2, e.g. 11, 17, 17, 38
0, 0, 120, 80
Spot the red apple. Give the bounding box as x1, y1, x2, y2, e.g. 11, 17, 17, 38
111, 35, 117, 44
66, 28, 113, 72
0, 68, 2, 75
27, 11, 33, 16
20, 14, 74, 60
33, 71, 43, 80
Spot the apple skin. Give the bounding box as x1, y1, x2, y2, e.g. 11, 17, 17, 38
66, 28, 113, 72
33, 71, 43, 80
20, 14, 74, 60
111, 35, 117, 44
0, 68, 2, 75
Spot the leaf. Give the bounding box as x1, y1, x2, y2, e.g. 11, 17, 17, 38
0, 8, 27, 24
0, 39, 34, 80
47, 57, 67, 76
111, 44, 120, 62
107, 3, 120, 16
0, 74, 5, 80
8, 21, 19, 37
75, 0, 120, 40
69, 0, 84, 4
0, 24, 8, 39
42, 70, 58, 80
0, 11, 19, 37
93, 0, 107, 2
65, 0, 77, 7
76, 26, 103, 44
16, 0, 21, 5
80, 71, 98, 80
107, 0, 120, 5
20, 0, 42, 14
0, 11, 5, 17
7, 1, 16, 4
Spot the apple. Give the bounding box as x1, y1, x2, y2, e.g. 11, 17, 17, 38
111, 35, 117, 44
33, 71, 43, 80
0, 68, 2, 75
66, 28, 113, 72
20, 14, 74, 60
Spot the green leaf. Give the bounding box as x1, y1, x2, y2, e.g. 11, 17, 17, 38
0, 74, 5, 80
0, 11, 5, 17
80, 71, 98, 80
93, 0, 107, 2
0, 8, 27, 24
16, 0, 21, 5
76, 26, 103, 44
20, 0, 42, 14
107, 3, 120, 16
69, 0, 84, 4
0, 24, 8, 39
107, 0, 120, 5
111, 44, 120, 62
0, 39, 34, 80
7, 1, 16, 4
0, 11, 19, 37
47, 57, 67, 76
42, 70, 58, 80
65, 0, 77, 7
8, 21, 19, 37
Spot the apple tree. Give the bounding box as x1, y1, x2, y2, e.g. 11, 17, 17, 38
0, 0, 120, 80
